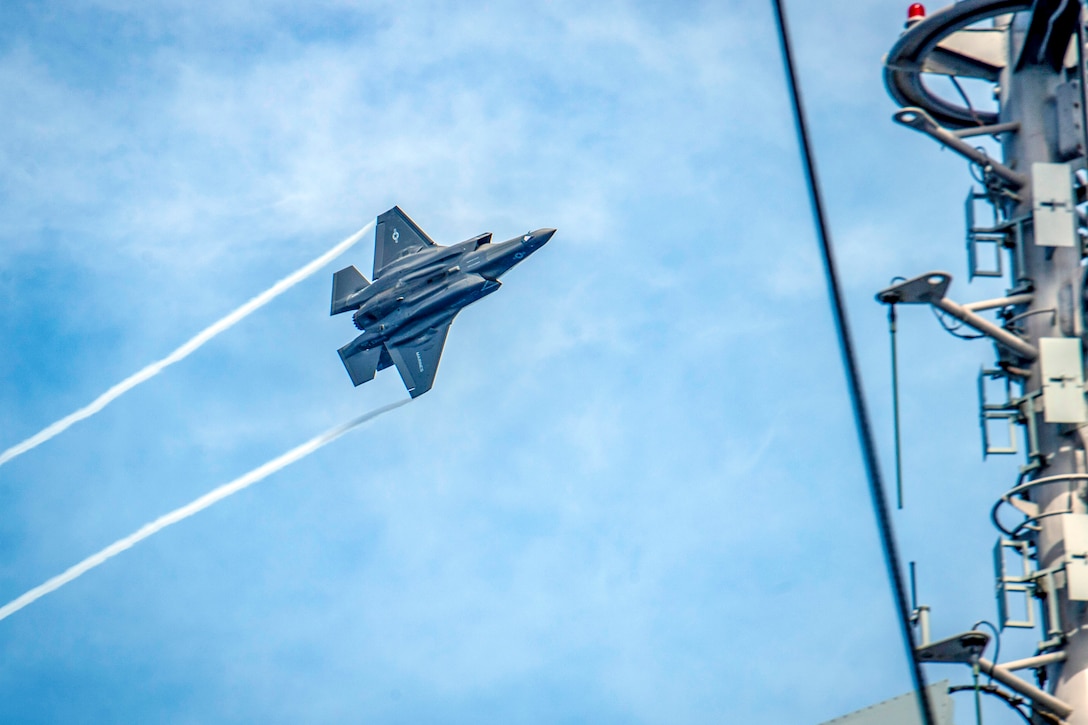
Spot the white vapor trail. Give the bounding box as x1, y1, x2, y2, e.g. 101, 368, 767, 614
0, 220, 376, 470
0, 399, 409, 622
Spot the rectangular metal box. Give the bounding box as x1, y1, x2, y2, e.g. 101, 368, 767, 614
1040, 337, 1087, 423
1033, 162, 1075, 248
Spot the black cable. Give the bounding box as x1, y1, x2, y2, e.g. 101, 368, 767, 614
770, 4, 936, 725
992, 470, 1031, 536
1036, 0, 1072, 67
948, 684, 1032, 725
969, 159, 987, 184
931, 305, 985, 339
949, 75, 985, 128
971, 620, 1001, 685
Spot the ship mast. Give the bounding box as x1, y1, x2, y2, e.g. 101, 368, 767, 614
879, 1, 1088, 721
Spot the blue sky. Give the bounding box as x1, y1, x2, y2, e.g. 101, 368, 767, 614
0, 1, 1036, 722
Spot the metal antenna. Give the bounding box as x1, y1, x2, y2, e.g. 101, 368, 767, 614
910, 561, 918, 611
770, 3, 936, 724
879, 0, 1088, 721
889, 300, 905, 509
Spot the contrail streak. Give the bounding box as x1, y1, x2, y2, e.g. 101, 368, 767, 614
0, 399, 409, 622
0, 221, 375, 470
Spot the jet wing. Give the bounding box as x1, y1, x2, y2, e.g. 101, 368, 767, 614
386, 322, 452, 398
374, 206, 437, 279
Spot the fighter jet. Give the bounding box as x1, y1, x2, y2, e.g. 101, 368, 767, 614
331, 206, 555, 398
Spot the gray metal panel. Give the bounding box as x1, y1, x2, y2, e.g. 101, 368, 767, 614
1062, 515, 1088, 601
927, 29, 1006, 79
1040, 337, 1087, 423
817, 681, 953, 725
995, 538, 1036, 628
1056, 82, 1084, 160
1068, 559, 1088, 602
1063, 514, 1088, 553
1032, 163, 1075, 248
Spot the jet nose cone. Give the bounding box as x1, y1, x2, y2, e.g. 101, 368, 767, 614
519, 228, 555, 246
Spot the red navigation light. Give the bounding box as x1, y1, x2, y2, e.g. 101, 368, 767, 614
907, 3, 926, 20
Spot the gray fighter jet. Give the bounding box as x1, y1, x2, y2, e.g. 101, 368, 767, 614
331, 206, 555, 397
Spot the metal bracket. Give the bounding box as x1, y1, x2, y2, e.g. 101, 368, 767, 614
979, 656, 1074, 720
1017, 391, 1045, 473
980, 367, 1019, 457
966, 188, 1006, 279
995, 538, 1037, 629
1033, 163, 1077, 248
1040, 337, 1088, 423
877, 271, 1039, 360
1056, 81, 1085, 160
1061, 513, 1088, 601
893, 108, 1028, 189
997, 553, 1069, 643
1037, 565, 1067, 642
913, 627, 1075, 721
916, 630, 990, 663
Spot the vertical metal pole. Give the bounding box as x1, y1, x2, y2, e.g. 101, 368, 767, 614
890, 303, 905, 509
1000, 11, 1088, 721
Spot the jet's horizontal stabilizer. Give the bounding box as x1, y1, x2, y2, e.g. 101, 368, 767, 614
338, 345, 382, 387
331, 266, 370, 316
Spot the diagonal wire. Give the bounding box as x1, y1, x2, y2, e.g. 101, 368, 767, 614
770, 3, 936, 724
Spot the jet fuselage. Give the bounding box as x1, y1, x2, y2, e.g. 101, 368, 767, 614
341, 229, 552, 354
331, 206, 554, 397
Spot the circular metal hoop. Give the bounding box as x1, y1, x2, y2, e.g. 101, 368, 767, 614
990, 472, 1088, 538
884, 0, 1032, 129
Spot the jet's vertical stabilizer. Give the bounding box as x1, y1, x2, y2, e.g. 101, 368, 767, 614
374, 206, 437, 278
331, 266, 370, 315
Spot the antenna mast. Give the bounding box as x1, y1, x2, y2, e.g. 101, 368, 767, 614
882, 0, 1088, 721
